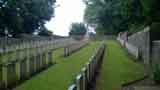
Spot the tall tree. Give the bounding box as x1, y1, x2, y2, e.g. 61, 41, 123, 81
69, 23, 87, 36
84, 0, 158, 35
0, 0, 56, 37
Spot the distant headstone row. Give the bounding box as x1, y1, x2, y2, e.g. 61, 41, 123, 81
68, 43, 105, 90
64, 40, 89, 57
0, 36, 75, 54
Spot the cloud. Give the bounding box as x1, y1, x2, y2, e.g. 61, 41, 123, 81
45, 0, 86, 36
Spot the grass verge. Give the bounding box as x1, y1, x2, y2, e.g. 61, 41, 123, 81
96, 40, 145, 90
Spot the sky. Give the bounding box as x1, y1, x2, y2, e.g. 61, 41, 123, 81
45, 0, 86, 36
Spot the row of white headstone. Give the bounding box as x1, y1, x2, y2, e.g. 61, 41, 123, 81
64, 40, 89, 57
68, 43, 105, 90
0, 38, 75, 54
0, 38, 77, 89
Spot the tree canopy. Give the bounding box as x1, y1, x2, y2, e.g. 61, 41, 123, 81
84, 0, 160, 35
0, 0, 56, 37
69, 23, 87, 36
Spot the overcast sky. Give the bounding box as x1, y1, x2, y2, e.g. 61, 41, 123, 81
45, 0, 86, 36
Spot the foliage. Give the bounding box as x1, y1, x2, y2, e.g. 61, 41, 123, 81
38, 25, 53, 36
84, 0, 160, 35
153, 64, 160, 83
69, 23, 87, 36
128, 24, 146, 34
0, 0, 56, 37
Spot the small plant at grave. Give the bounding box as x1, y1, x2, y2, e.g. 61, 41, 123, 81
153, 64, 160, 84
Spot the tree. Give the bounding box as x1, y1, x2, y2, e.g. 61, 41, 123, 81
38, 25, 53, 36
69, 23, 87, 36
84, 0, 159, 35
0, 0, 56, 37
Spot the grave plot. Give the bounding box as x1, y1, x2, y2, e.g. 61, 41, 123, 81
15, 42, 100, 90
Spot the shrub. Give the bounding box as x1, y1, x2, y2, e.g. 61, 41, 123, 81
153, 64, 160, 84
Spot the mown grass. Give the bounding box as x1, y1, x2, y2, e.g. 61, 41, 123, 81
16, 41, 100, 90
96, 40, 146, 90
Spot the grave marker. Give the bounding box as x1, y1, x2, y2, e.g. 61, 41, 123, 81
86, 63, 90, 83
3, 62, 17, 88
36, 54, 41, 72
76, 74, 84, 90
0, 64, 3, 88
48, 51, 53, 65
42, 53, 47, 68
68, 84, 77, 90
17, 58, 27, 80
29, 57, 36, 75
82, 67, 87, 90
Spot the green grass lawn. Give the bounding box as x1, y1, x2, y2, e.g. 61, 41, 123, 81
96, 40, 146, 90
16, 41, 100, 90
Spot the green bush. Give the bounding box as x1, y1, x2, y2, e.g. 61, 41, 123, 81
153, 64, 160, 83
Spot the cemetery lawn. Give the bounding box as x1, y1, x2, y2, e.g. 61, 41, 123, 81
96, 40, 146, 90
16, 41, 100, 90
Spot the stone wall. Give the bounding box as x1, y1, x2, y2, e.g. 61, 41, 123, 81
125, 42, 139, 58
127, 27, 150, 64
118, 23, 160, 68
118, 27, 150, 64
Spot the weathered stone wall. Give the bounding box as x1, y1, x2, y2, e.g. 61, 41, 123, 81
127, 27, 150, 64
125, 42, 139, 58
117, 23, 160, 77
118, 23, 160, 66
118, 27, 150, 64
